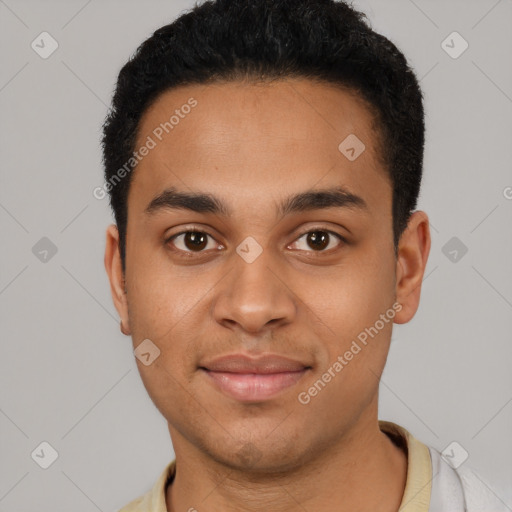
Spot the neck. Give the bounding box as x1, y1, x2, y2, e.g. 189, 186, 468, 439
165, 412, 407, 512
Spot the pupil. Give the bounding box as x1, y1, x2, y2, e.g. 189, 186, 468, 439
308, 231, 329, 251
186, 232, 207, 251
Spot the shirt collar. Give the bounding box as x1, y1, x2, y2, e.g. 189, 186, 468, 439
379, 420, 432, 511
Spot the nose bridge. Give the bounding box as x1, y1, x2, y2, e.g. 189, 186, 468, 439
213, 240, 296, 333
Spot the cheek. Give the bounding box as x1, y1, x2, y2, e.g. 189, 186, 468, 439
296, 315, 394, 423
136, 357, 199, 426
126, 251, 212, 342
300, 247, 396, 398
303, 254, 395, 337
125, 273, 205, 404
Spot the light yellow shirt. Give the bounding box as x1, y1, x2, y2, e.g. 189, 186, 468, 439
118, 421, 432, 512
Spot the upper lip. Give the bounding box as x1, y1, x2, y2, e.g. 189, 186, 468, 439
200, 354, 311, 374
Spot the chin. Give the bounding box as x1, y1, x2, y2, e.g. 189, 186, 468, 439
203, 435, 310, 475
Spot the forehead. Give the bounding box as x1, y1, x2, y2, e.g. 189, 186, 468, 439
129, 79, 390, 218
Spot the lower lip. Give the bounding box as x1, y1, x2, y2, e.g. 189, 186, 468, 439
202, 369, 308, 402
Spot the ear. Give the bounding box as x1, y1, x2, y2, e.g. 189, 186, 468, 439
104, 224, 131, 334
393, 211, 431, 324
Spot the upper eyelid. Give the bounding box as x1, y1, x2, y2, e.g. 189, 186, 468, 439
294, 227, 345, 239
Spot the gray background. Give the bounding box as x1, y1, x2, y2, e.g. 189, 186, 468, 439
1, 0, 511, 510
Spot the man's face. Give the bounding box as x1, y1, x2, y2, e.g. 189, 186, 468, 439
110, 79, 413, 471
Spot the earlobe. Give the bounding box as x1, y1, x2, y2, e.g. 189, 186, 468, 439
120, 320, 131, 336
104, 224, 131, 334
393, 211, 431, 325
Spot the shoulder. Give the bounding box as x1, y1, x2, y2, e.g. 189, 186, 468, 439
456, 463, 510, 512
429, 446, 509, 512
380, 421, 508, 512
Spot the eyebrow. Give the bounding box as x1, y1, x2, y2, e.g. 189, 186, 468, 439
144, 186, 368, 217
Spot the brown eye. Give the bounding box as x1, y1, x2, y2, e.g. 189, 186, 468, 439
291, 230, 344, 252
306, 231, 330, 251
184, 232, 208, 251
168, 231, 217, 253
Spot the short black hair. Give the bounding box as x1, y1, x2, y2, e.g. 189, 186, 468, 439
102, 0, 425, 272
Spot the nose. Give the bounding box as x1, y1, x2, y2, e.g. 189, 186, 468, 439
211, 246, 297, 335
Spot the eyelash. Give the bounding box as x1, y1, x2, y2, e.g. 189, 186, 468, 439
165, 227, 347, 256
